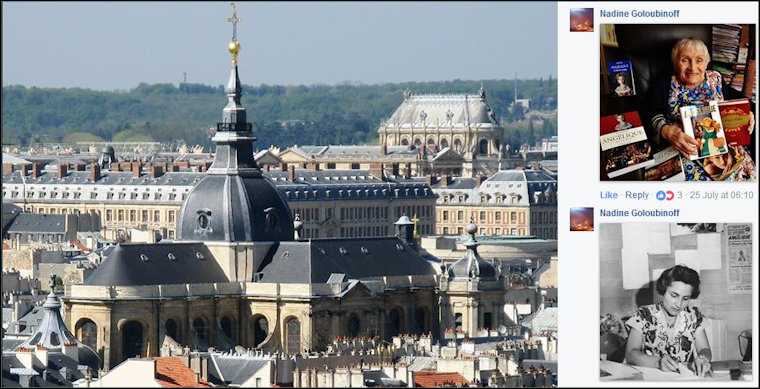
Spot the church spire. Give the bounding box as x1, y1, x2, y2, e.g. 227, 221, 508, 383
208, 2, 260, 177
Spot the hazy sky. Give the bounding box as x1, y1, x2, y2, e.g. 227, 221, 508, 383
2, 2, 557, 91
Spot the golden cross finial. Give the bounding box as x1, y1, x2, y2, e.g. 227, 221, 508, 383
227, 2, 242, 42
412, 213, 420, 238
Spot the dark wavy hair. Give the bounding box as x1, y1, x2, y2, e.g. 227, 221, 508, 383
656, 264, 701, 298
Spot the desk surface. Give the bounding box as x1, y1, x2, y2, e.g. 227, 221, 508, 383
600, 359, 752, 381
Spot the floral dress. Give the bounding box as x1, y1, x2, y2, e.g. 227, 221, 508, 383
625, 303, 704, 363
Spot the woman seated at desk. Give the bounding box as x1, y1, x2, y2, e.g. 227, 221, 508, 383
624, 264, 712, 377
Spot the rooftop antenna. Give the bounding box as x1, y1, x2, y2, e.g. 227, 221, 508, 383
183, 72, 187, 84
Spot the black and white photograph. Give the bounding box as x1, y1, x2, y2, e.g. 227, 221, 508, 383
599, 222, 753, 381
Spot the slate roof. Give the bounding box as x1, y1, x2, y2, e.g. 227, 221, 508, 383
522, 307, 558, 333
6, 214, 66, 234
384, 93, 498, 126
208, 353, 269, 386
2, 203, 23, 235
84, 242, 229, 286
256, 238, 437, 284
2, 170, 203, 187
2, 169, 436, 202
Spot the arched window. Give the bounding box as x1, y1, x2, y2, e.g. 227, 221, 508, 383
453, 139, 463, 153
401, 138, 409, 146
440, 138, 449, 149
76, 319, 97, 351
414, 307, 428, 334
454, 313, 463, 332
165, 319, 180, 344
252, 315, 269, 348
478, 139, 489, 155
122, 321, 143, 360
285, 318, 301, 355
192, 317, 207, 347
347, 313, 361, 338
389, 309, 402, 337
220, 316, 233, 339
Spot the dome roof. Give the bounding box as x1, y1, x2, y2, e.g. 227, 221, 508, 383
447, 226, 496, 280
177, 174, 294, 242
16, 291, 100, 370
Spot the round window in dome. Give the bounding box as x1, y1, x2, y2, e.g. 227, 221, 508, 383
194, 209, 213, 236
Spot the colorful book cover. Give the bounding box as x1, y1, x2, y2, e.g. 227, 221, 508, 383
607, 60, 636, 96
718, 99, 752, 146
600, 111, 655, 179
644, 146, 684, 181
679, 101, 728, 161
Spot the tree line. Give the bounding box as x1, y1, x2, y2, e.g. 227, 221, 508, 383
1, 78, 556, 150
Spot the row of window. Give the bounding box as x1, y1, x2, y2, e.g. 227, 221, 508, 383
440, 193, 521, 205
440, 209, 527, 224
531, 211, 558, 225
3, 187, 186, 202
104, 209, 175, 224
438, 227, 526, 236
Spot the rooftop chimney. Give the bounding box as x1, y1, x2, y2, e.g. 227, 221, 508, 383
21, 164, 29, 177
2, 163, 13, 176
150, 164, 164, 178
132, 162, 142, 178
288, 165, 296, 182
442, 175, 451, 188
32, 163, 42, 179
169, 164, 179, 172
279, 162, 288, 172
425, 174, 433, 187
381, 144, 388, 155
74, 163, 85, 172
476, 175, 487, 188
90, 163, 101, 181
57, 163, 68, 179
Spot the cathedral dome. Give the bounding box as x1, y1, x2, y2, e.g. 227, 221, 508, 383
176, 33, 293, 243
177, 174, 293, 242
447, 222, 497, 280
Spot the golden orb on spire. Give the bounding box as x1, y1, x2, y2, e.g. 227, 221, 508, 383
228, 40, 241, 55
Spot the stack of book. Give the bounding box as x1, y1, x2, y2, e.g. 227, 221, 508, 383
712, 24, 742, 63
712, 24, 744, 91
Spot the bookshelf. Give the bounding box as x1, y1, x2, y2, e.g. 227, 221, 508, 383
711, 24, 756, 103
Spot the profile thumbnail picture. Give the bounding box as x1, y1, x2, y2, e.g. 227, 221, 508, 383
599, 223, 753, 381
569, 207, 594, 231
569, 8, 593, 32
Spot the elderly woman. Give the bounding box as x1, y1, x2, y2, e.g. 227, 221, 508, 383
625, 265, 712, 377
648, 37, 755, 180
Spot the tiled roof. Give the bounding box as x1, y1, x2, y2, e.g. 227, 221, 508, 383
413, 371, 469, 387
154, 357, 213, 388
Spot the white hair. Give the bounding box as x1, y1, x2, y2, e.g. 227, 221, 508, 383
671, 37, 710, 69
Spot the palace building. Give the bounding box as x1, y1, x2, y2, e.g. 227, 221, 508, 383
56, 9, 514, 371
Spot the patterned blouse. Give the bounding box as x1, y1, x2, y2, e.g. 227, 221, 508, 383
625, 303, 705, 363
665, 70, 724, 122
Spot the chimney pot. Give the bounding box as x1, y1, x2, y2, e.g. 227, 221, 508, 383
288, 165, 296, 182
32, 163, 42, 178
90, 163, 101, 181
58, 163, 68, 179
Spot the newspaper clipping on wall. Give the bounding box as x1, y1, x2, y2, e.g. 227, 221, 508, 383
727, 223, 752, 294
